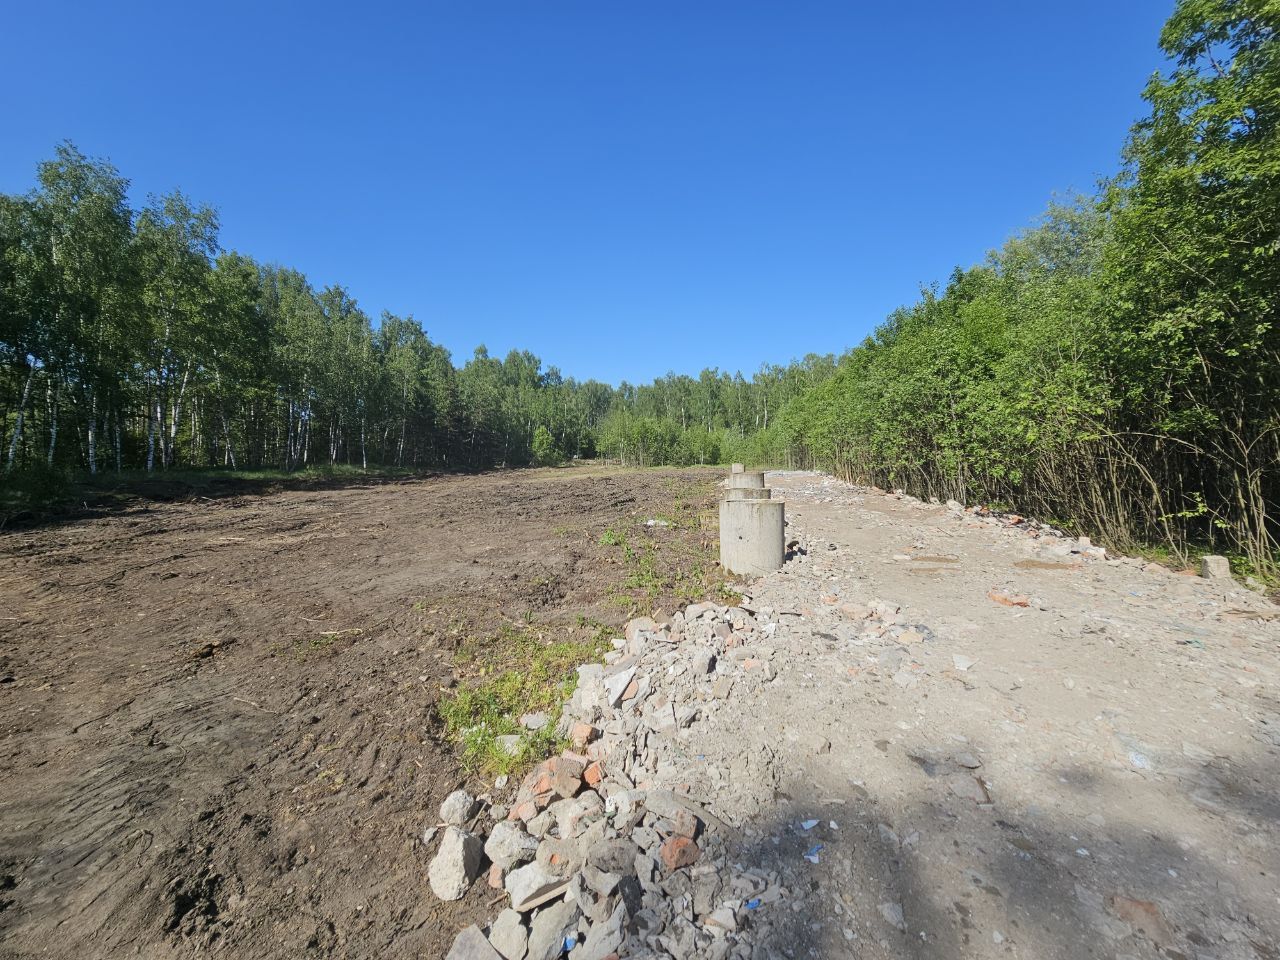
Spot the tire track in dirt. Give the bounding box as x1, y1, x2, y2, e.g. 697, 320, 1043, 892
0, 466, 721, 959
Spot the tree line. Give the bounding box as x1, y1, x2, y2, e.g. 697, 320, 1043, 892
772, 0, 1279, 571
0, 147, 834, 477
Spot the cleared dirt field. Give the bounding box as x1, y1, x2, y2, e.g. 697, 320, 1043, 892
0, 465, 724, 959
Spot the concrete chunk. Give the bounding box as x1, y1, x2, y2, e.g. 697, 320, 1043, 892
429, 827, 484, 901
487, 909, 528, 960
1200, 555, 1232, 580
505, 861, 571, 912
485, 821, 540, 870
447, 925, 503, 960
526, 898, 581, 960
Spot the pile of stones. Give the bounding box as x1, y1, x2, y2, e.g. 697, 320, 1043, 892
434, 600, 803, 959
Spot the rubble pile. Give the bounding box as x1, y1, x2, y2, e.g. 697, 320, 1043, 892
433, 593, 914, 959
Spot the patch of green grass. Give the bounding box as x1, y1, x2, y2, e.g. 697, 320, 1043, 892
439, 625, 611, 775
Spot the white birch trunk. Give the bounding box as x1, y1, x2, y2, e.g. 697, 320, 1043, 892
6, 362, 35, 471
167, 367, 190, 468
86, 386, 97, 476
147, 395, 160, 472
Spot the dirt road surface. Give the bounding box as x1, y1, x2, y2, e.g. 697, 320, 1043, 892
666, 472, 1280, 958
0, 467, 721, 959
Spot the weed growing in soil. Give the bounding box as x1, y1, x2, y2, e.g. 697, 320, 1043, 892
600, 518, 734, 613
439, 624, 612, 774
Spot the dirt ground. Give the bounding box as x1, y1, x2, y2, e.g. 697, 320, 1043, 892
0, 465, 723, 960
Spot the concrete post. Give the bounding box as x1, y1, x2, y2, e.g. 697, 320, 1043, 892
719, 498, 785, 576
730, 463, 745, 474
726, 470, 766, 489
722, 487, 772, 501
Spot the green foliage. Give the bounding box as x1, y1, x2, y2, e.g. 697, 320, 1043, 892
771, 0, 1280, 570
0, 461, 72, 512
531, 425, 562, 466
438, 625, 610, 774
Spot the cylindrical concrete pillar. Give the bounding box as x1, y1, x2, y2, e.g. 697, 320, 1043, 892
726, 470, 766, 489
722, 486, 772, 501
719, 498, 785, 576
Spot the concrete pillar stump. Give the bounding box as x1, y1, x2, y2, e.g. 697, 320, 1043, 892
719, 498, 785, 576
722, 487, 772, 501
726, 471, 766, 489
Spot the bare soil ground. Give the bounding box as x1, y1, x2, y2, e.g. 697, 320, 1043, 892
0, 465, 724, 960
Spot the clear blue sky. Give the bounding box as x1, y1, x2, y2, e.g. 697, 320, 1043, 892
3, 1, 1172, 385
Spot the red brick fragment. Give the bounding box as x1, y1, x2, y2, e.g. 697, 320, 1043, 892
660, 835, 700, 871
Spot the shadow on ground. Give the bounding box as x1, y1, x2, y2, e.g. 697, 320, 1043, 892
718, 742, 1279, 959
0, 466, 455, 531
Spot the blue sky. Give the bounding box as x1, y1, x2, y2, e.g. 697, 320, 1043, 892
3, 1, 1172, 385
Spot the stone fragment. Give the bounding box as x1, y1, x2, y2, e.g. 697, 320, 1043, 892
526, 809, 553, 838
626, 617, 659, 643
578, 901, 628, 960
548, 756, 583, 798
685, 601, 717, 620
485, 821, 540, 870
505, 861, 571, 912
520, 711, 549, 731
569, 872, 611, 924
660, 835, 700, 871
892, 666, 919, 688
526, 898, 581, 960
952, 654, 976, 671
429, 827, 485, 901
447, 924, 503, 960
954, 752, 982, 769
947, 774, 991, 804
706, 906, 737, 932
1200, 555, 1232, 580
440, 789, 480, 826
536, 836, 583, 877
587, 837, 643, 876
552, 791, 603, 839
670, 807, 699, 839
487, 909, 529, 960
604, 790, 645, 831
583, 760, 604, 787
604, 665, 638, 707
879, 901, 906, 930
569, 722, 598, 748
